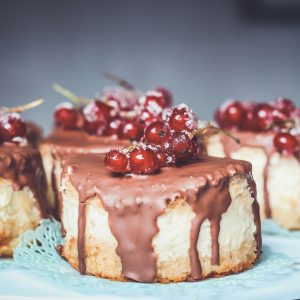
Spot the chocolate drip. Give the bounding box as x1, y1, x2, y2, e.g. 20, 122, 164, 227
51, 152, 60, 219
220, 132, 275, 218
0, 144, 48, 217
105, 202, 164, 282
78, 202, 87, 274
62, 154, 260, 282
187, 180, 232, 279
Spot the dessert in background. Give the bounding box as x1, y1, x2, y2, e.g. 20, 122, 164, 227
25, 121, 43, 147
0, 100, 48, 256
40, 78, 174, 216
207, 97, 300, 229
59, 104, 261, 283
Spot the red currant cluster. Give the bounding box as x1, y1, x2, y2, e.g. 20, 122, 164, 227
0, 112, 27, 144
105, 104, 200, 175
54, 86, 173, 141
0, 99, 43, 145
215, 97, 300, 154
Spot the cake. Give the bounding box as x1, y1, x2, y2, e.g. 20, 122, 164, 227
0, 145, 48, 256
0, 102, 48, 256
207, 97, 300, 229
40, 83, 173, 216
58, 104, 262, 283
60, 154, 261, 283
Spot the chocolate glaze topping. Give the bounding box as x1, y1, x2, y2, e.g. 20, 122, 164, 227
44, 128, 130, 155
62, 154, 261, 282
0, 144, 48, 217
187, 183, 231, 279
219, 131, 294, 218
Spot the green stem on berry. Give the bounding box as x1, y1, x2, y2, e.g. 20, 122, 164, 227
104, 72, 135, 90
52, 83, 91, 106
221, 129, 240, 144
0, 98, 44, 114
196, 123, 240, 144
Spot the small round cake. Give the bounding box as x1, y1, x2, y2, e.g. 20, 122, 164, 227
0, 144, 48, 256
209, 98, 300, 229
59, 154, 261, 283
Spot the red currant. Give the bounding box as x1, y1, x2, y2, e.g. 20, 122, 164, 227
118, 120, 143, 141
138, 109, 157, 126
223, 101, 245, 128
154, 146, 176, 167
274, 97, 295, 116
105, 149, 130, 173
143, 91, 168, 114
83, 119, 99, 135
54, 103, 79, 130
0, 113, 27, 142
83, 100, 113, 135
129, 147, 159, 174
155, 87, 173, 107
105, 117, 123, 136
240, 104, 258, 131
214, 109, 226, 128
168, 105, 195, 132
188, 139, 199, 161
103, 86, 140, 111
144, 121, 171, 146
273, 132, 298, 153
170, 132, 194, 161
253, 103, 274, 131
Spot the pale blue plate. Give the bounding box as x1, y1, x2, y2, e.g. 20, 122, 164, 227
0, 219, 299, 300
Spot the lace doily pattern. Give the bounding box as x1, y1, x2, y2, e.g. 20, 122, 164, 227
10, 219, 298, 298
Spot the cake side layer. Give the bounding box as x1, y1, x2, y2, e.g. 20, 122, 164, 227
0, 178, 41, 256
0, 144, 48, 218
207, 134, 300, 229
61, 173, 259, 282
268, 153, 300, 229
61, 154, 261, 282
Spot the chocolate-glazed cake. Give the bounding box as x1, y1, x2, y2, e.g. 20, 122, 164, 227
0, 144, 48, 256
59, 153, 261, 283
208, 98, 300, 229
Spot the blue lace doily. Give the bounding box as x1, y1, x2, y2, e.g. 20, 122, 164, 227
5, 219, 298, 299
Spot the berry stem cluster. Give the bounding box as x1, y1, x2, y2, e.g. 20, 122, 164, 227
105, 104, 201, 175
53, 82, 173, 142
0, 99, 44, 144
